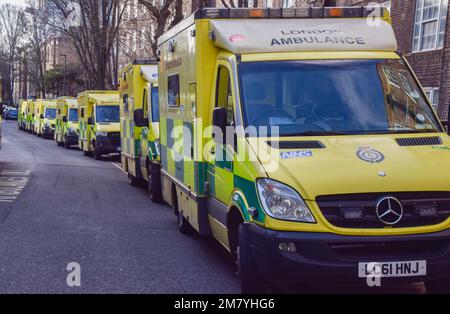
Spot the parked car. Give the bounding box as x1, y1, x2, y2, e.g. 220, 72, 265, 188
3, 107, 18, 120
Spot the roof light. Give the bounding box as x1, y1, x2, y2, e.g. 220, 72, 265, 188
248, 9, 268, 18
196, 6, 387, 20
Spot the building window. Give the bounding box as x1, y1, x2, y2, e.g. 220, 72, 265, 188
424, 87, 440, 110
282, 0, 295, 8
413, 0, 449, 52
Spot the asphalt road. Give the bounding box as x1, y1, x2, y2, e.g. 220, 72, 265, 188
0, 120, 425, 294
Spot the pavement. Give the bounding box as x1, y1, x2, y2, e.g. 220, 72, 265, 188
0, 120, 425, 294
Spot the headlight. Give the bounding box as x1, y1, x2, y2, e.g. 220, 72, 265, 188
96, 131, 107, 137
256, 178, 316, 223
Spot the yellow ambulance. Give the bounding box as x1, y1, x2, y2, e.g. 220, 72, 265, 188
25, 100, 35, 133
157, 7, 450, 293
34, 99, 57, 138
119, 59, 162, 201
78, 91, 121, 159
18, 100, 28, 130
55, 97, 79, 149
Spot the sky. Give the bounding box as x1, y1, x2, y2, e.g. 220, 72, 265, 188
0, 0, 27, 6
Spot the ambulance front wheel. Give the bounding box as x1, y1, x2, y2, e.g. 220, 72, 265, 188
148, 163, 163, 203
238, 224, 266, 294
128, 174, 141, 187
173, 186, 193, 235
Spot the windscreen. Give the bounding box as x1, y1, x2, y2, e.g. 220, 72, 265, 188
69, 108, 78, 122
239, 59, 442, 136
45, 108, 57, 119
96, 105, 120, 123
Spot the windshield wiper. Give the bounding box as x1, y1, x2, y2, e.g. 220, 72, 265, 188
284, 131, 352, 137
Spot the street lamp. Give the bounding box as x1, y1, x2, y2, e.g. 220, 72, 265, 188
60, 54, 67, 96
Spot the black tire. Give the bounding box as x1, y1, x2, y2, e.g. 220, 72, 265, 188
148, 162, 163, 203
173, 189, 192, 235
426, 278, 450, 294
83, 150, 90, 156
238, 223, 266, 294
93, 148, 101, 160
64, 138, 71, 149
127, 174, 141, 187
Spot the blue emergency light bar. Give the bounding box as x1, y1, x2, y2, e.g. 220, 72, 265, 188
195, 6, 388, 19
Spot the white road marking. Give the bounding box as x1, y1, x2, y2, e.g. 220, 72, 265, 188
0, 170, 30, 202
111, 162, 126, 174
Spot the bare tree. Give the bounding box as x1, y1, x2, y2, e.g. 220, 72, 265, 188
48, 0, 129, 90
23, 0, 53, 98
138, 0, 185, 57
0, 4, 27, 104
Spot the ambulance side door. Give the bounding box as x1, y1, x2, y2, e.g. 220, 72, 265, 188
207, 62, 235, 205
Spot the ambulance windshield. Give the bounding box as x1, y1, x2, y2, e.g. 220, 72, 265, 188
45, 108, 56, 119
239, 59, 442, 136
69, 109, 78, 122
96, 105, 120, 123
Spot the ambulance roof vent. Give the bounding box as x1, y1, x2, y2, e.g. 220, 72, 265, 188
395, 137, 443, 147
267, 140, 326, 150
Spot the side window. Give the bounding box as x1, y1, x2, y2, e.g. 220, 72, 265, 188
215, 65, 235, 127
168, 74, 180, 107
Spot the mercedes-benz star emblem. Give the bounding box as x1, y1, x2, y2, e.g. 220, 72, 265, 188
376, 196, 404, 225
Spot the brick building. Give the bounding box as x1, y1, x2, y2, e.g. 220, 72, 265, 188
390, 0, 449, 121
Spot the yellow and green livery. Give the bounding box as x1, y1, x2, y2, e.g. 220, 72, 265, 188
119, 59, 162, 201
157, 7, 450, 293
78, 91, 120, 160
55, 97, 79, 149
34, 99, 57, 138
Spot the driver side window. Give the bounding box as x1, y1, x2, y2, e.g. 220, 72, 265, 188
216, 65, 235, 127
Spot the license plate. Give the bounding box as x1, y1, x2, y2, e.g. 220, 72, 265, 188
358, 260, 427, 278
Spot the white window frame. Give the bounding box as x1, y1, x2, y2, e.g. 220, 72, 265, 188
423, 87, 440, 111
412, 0, 449, 52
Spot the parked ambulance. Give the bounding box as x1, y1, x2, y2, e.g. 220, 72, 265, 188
25, 100, 35, 133
157, 7, 450, 293
34, 99, 57, 138
55, 97, 79, 149
18, 100, 28, 130
119, 59, 162, 201
78, 91, 121, 159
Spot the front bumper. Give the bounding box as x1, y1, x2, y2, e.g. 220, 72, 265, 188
43, 128, 55, 138
246, 223, 450, 286
95, 137, 121, 156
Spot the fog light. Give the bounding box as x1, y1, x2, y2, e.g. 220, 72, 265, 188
279, 242, 297, 253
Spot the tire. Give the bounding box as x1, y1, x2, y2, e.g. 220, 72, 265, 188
173, 189, 192, 235
127, 174, 141, 187
426, 278, 450, 294
64, 138, 71, 149
83, 150, 90, 156
148, 163, 163, 203
93, 147, 101, 160
238, 223, 266, 294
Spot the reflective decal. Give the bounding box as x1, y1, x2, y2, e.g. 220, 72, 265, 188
357, 146, 385, 163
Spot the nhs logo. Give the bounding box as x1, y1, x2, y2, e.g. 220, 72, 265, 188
280, 150, 313, 160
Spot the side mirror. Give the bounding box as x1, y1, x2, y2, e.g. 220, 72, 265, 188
87, 117, 94, 125
143, 117, 149, 126
212, 107, 227, 143
63, 116, 68, 123
134, 109, 145, 127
